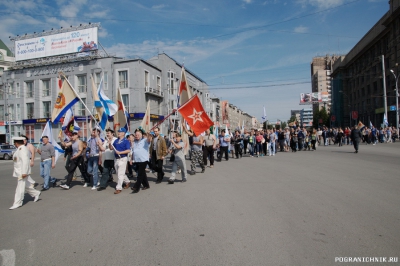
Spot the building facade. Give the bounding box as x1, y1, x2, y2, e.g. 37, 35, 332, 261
331, 0, 400, 128
311, 55, 340, 115
0, 54, 212, 142
0, 50, 258, 142
300, 108, 313, 127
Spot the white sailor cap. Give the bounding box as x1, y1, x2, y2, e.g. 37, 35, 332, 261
12, 137, 26, 141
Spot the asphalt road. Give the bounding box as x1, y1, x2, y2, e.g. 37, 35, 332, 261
0, 142, 399, 266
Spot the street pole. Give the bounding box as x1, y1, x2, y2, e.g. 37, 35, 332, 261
390, 69, 399, 131
381, 55, 388, 125
4, 81, 9, 144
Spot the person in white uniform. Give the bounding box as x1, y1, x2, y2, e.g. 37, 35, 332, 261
21, 134, 37, 188
9, 137, 41, 210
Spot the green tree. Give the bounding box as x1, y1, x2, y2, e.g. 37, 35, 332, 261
313, 107, 330, 128
288, 115, 296, 123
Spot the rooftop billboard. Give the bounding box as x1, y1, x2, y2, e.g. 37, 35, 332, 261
15, 27, 98, 61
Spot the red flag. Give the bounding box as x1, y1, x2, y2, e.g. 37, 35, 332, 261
178, 95, 214, 136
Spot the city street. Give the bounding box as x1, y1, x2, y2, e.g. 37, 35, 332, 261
0, 142, 399, 265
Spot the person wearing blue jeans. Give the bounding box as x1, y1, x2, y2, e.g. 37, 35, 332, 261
248, 131, 255, 157
40, 160, 56, 189
87, 128, 104, 190
37, 136, 56, 191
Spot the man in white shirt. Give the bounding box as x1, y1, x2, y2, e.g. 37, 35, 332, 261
97, 128, 117, 191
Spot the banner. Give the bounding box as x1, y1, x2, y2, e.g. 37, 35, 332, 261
15, 27, 98, 61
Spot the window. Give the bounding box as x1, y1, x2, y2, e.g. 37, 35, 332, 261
8, 104, 14, 120
10, 125, 21, 139
168, 71, 176, 95
42, 79, 51, 97
122, 94, 130, 112
157, 76, 161, 91
95, 72, 108, 90
9, 83, 14, 95
104, 71, 108, 90
25, 125, 34, 142
16, 104, 21, 120
16, 83, 20, 98
144, 70, 149, 88
25, 81, 34, 98
95, 72, 101, 88
170, 100, 176, 110
118, 70, 128, 88
43, 101, 51, 117
0, 52, 3, 61
0, 105, 4, 121
78, 98, 86, 116
26, 103, 34, 119
77, 75, 87, 93
0, 91, 3, 100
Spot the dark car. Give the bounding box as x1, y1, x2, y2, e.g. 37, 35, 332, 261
0, 144, 17, 160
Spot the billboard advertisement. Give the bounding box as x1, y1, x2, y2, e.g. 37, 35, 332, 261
15, 27, 98, 61
300, 92, 322, 105
321, 91, 329, 102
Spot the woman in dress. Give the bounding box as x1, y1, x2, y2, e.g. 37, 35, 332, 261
168, 132, 187, 184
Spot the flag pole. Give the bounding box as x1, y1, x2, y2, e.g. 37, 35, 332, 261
150, 109, 177, 132
59, 72, 100, 129
59, 72, 121, 156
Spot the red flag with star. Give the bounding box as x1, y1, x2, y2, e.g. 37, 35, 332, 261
178, 95, 214, 136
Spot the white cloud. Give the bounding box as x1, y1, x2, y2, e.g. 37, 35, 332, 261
105, 30, 260, 66
294, 26, 308, 33
243, 0, 252, 3
152, 4, 166, 9
297, 0, 345, 9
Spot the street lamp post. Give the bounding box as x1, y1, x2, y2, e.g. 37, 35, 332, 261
390, 69, 399, 131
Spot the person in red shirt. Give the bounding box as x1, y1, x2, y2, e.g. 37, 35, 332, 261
344, 127, 351, 145
255, 131, 264, 157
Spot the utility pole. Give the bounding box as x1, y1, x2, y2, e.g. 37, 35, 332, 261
390, 68, 399, 131
4, 80, 10, 144
381, 55, 388, 125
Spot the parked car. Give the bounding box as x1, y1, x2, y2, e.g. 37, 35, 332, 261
0, 144, 17, 160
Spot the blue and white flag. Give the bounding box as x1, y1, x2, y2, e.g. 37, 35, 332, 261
92, 75, 109, 130
370, 121, 373, 128
98, 80, 118, 117
262, 106, 267, 122
42, 121, 64, 164
384, 113, 389, 126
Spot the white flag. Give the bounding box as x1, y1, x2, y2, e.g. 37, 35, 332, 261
42, 121, 64, 164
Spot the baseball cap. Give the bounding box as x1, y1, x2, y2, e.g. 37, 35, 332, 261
118, 128, 127, 133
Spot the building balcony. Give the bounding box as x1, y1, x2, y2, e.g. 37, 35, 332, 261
145, 87, 164, 98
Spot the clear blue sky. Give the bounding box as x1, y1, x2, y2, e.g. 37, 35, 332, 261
0, 0, 389, 121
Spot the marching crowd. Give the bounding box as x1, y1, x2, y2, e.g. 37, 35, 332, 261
8, 124, 399, 210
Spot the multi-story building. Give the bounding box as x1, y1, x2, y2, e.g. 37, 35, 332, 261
0, 27, 257, 142
300, 108, 313, 127
331, 0, 400, 127
0, 39, 14, 74
0, 40, 16, 143
311, 55, 340, 115
290, 110, 301, 122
